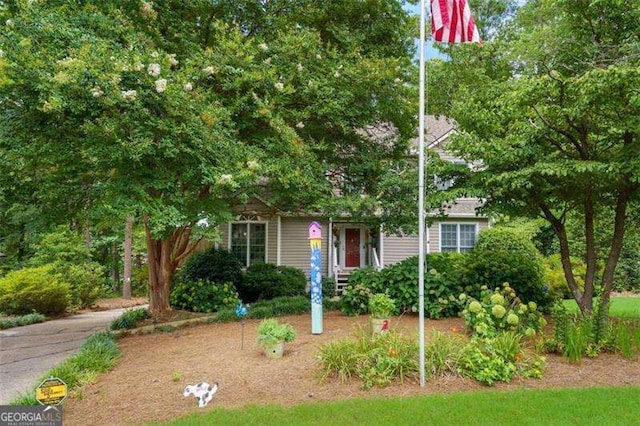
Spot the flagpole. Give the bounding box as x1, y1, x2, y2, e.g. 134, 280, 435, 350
418, 0, 427, 388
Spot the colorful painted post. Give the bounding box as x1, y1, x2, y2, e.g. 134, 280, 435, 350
308, 221, 323, 334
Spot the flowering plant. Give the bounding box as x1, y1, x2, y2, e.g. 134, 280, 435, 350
460, 283, 546, 338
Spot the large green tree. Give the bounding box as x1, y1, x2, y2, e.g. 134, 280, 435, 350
432, 0, 640, 315
0, 1, 417, 314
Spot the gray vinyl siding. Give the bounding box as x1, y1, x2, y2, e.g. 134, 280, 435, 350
280, 217, 329, 276
382, 219, 490, 267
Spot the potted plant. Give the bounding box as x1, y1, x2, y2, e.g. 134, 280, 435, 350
256, 318, 297, 358
369, 293, 395, 335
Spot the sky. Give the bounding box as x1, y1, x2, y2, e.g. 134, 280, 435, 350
403, 2, 448, 61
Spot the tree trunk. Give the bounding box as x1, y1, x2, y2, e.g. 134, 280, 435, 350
143, 215, 202, 317
123, 215, 133, 300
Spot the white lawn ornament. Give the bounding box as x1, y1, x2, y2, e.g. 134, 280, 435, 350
183, 381, 219, 407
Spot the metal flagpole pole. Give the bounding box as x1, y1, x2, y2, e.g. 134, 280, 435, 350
418, 0, 427, 388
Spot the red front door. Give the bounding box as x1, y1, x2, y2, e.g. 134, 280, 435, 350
345, 228, 361, 268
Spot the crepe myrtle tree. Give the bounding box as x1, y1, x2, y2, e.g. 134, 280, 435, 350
0, 1, 417, 315
432, 0, 640, 316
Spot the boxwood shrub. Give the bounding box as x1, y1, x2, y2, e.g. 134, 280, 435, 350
238, 263, 307, 302
0, 265, 70, 315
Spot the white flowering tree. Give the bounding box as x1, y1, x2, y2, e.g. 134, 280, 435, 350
0, 1, 416, 315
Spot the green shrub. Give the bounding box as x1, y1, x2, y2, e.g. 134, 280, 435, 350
0, 265, 70, 315
131, 264, 149, 296
459, 236, 551, 311
369, 293, 395, 319
210, 295, 340, 324
380, 254, 467, 318
347, 267, 383, 291
170, 279, 239, 313
53, 262, 106, 309
239, 263, 306, 302
341, 284, 372, 316
543, 254, 586, 299
0, 313, 47, 329
110, 308, 149, 330
27, 226, 92, 266
461, 283, 547, 338
177, 248, 243, 287
322, 277, 337, 299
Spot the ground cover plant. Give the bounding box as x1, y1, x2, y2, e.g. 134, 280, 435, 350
0, 312, 46, 329
211, 296, 341, 323
110, 308, 150, 330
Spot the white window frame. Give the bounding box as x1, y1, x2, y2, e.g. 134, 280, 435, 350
439, 223, 478, 253
228, 216, 269, 267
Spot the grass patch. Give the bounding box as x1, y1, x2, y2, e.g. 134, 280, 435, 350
163, 386, 640, 425
563, 297, 640, 319
10, 331, 120, 406
0, 312, 46, 329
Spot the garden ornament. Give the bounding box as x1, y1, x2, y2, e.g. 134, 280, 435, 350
183, 382, 219, 407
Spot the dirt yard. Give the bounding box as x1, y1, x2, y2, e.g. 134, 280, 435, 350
62, 311, 640, 425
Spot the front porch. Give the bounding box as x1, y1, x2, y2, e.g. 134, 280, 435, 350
328, 221, 383, 294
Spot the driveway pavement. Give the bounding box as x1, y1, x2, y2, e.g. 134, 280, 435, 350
0, 308, 138, 404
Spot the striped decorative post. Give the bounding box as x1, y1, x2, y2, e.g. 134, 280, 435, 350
308, 221, 323, 334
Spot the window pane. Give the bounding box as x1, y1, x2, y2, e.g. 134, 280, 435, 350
231, 224, 248, 267
459, 225, 476, 249
249, 223, 266, 265
441, 224, 458, 251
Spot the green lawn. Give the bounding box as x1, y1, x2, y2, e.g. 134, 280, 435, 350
162, 386, 640, 426
563, 297, 640, 319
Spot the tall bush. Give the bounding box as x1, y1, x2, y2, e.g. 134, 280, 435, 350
0, 265, 70, 315
543, 254, 586, 299
459, 228, 551, 310
177, 248, 243, 287
341, 253, 468, 318
239, 263, 307, 302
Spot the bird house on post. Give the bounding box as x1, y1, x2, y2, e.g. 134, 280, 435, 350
308, 221, 323, 334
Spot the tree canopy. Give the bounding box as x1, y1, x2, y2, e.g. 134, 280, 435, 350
0, 0, 418, 313
431, 0, 640, 313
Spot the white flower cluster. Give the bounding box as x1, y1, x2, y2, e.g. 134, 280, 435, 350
6, 19, 13, 28
91, 86, 104, 98
247, 160, 259, 170
297, 63, 304, 72
121, 89, 137, 101
274, 82, 284, 91
135, 63, 145, 71
140, 2, 157, 20
258, 43, 268, 52
295, 122, 305, 129
217, 174, 234, 184
0, 49, 4, 58
168, 54, 178, 67
155, 79, 167, 93
183, 82, 193, 92
202, 66, 215, 75
148, 63, 161, 76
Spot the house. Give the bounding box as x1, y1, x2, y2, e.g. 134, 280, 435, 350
219, 116, 489, 293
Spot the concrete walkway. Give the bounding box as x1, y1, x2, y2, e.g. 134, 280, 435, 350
0, 308, 138, 404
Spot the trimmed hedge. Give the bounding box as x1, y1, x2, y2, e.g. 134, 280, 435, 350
0, 265, 70, 315
238, 263, 307, 302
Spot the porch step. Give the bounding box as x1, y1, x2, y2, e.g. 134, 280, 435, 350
335, 272, 351, 295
